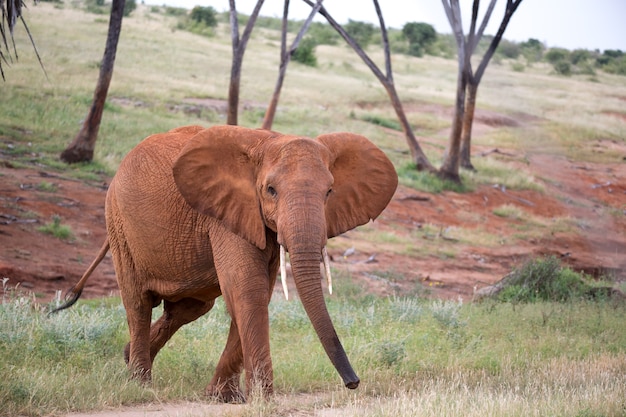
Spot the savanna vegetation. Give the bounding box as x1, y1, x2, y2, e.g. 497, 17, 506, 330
1, 1, 625, 416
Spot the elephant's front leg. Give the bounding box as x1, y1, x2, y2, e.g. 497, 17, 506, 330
207, 226, 275, 401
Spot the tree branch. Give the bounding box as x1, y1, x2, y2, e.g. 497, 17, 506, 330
372, 0, 392, 80
302, 0, 387, 83
474, 0, 523, 82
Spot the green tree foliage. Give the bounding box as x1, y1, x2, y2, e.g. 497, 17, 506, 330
344, 19, 375, 48
123, 0, 136, 17
570, 48, 590, 65
519, 38, 544, 62
545, 47, 572, 76
596, 49, 626, 75
308, 21, 340, 46
292, 37, 317, 67
190, 6, 218, 27
495, 39, 520, 59
177, 5, 218, 37
402, 22, 437, 57
544, 47, 570, 64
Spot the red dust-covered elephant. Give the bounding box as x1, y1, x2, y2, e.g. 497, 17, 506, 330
53, 124, 398, 401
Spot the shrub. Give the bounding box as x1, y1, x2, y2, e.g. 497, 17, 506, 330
292, 37, 317, 67
497, 256, 600, 303
344, 19, 375, 48
164, 6, 188, 17
496, 39, 520, 59
553, 60, 572, 76
123, 0, 136, 17
545, 47, 570, 65
402, 22, 437, 57
308, 22, 340, 46
189, 6, 217, 27
519, 38, 544, 63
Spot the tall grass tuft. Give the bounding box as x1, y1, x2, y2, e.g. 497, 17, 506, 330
496, 256, 615, 302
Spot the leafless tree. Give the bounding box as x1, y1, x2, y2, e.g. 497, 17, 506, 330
261, 0, 323, 130
439, 0, 523, 180
60, 0, 126, 163
227, 0, 264, 125
303, 0, 435, 172
1, 0, 45, 80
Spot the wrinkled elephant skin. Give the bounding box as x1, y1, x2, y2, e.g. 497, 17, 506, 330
60, 125, 398, 401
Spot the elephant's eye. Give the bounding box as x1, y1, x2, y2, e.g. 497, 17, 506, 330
326, 188, 333, 198
267, 186, 277, 197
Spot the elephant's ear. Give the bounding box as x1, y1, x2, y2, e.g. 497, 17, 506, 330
173, 125, 276, 249
317, 133, 398, 238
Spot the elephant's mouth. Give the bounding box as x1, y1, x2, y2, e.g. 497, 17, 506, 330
278, 245, 332, 300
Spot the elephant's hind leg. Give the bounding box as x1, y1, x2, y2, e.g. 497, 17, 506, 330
148, 298, 215, 363
206, 320, 245, 403
122, 292, 154, 382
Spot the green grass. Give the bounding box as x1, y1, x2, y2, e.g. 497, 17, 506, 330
36, 215, 74, 240
1, 277, 625, 416
398, 162, 469, 193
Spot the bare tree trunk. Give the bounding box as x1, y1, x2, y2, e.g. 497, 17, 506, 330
60, 0, 125, 163
262, 0, 322, 130
438, 62, 467, 182
227, 0, 265, 126
459, 0, 523, 170
460, 80, 478, 170
438, 0, 467, 182
303, 0, 435, 172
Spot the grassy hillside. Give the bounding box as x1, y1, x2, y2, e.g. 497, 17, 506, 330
3, 1, 625, 175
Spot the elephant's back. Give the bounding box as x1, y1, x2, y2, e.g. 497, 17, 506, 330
112, 125, 204, 207
106, 126, 217, 285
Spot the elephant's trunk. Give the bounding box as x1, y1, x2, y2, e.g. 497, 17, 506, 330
288, 249, 360, 389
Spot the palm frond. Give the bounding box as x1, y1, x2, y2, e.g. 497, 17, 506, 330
1, 0, 45, 81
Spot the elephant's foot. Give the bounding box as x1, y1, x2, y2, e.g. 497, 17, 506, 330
206, 380, 245, 403
124, 342, 152, 383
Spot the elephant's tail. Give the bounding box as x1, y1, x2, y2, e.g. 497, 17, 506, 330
49, 239, 110, 314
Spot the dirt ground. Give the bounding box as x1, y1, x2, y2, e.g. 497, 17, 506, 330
1, 118, 626, 303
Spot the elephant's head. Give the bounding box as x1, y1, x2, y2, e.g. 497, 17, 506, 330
172, 125, 398, 389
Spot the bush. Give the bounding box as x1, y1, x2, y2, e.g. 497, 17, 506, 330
553, 60, 572, 76
292, 37, 317, 67
177, 6, 218, 38
308, 22, 340, 46
497, 256, 601, 303
344, 19, 375, 48
402, 22, 437, 57
123, 0, 136, 17
496, 39, 520, 59
545, 47, 570, 64
164, 6, 188, 17
597, 50, 626, 76
190, 6, 217, 27
519, 38, 544, 63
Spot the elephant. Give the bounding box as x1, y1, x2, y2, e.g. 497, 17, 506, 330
52, 124, 398, 401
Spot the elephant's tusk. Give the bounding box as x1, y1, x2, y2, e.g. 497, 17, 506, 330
280, 245, 289, 300
322, 246, 333, 295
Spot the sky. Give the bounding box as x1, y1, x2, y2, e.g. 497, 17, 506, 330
140, 0, 626, 52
